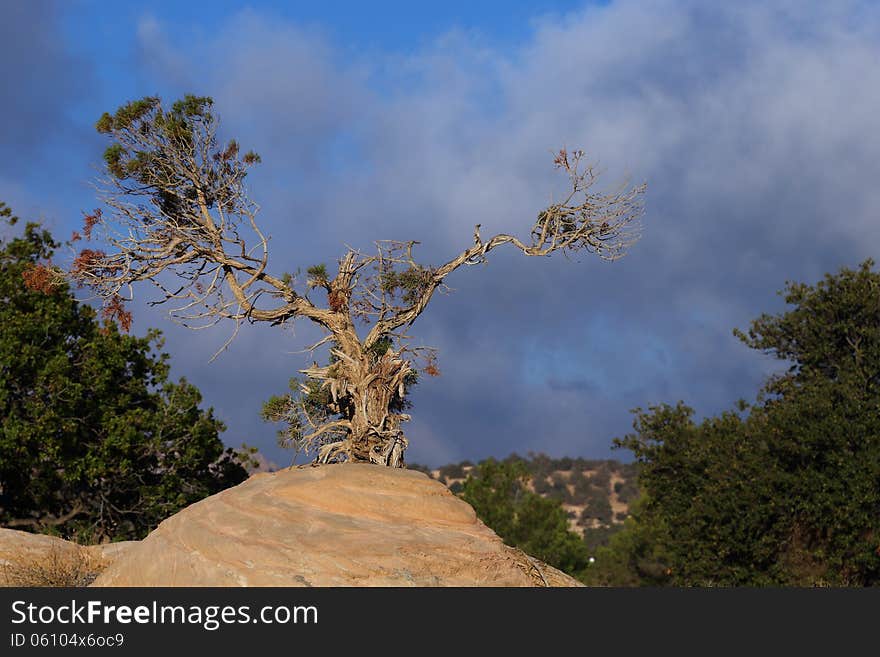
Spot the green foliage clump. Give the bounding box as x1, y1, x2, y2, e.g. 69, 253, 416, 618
306, 264, 329, 288
523, 452, 560, 480
260, 377, 335, 452
0, 211, 250, 542
94, 95, 260, 218
460, 458, 591, 578
580, 492, 614, 526
95, 96, 162, 135
0, 202, 17, 225
171, 94, 214, 119
613, 477, 640, 505
366, 336, 393, 361
581, 497, 672, 587
380, 265, 434, 305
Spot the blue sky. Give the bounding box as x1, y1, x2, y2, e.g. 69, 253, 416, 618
3, 1, 880, 467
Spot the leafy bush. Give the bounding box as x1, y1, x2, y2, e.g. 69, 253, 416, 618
607, 260, 880, 586
0, 207, 250, 542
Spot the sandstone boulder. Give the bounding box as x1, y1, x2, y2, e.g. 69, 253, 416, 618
0, 528, 78, 565
92, 463, 581, 587
0, 528, 135, 586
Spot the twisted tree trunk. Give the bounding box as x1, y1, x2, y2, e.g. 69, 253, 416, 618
305, 332, 413, 467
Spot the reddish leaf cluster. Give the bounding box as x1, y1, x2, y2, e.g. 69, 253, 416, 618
328, 289, 346, 312
70, 230, 82, 243
101, 295, 133, 333
553, 148, 570, 169
72, 249, 108, 276
22, 264, 59, 294
552, 148, 584, 171
424, 357, 441, 378
219, 140, 239, 161
82, 208, 102, 240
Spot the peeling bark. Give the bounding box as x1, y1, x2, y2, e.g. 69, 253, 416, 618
305, 347, 413, 467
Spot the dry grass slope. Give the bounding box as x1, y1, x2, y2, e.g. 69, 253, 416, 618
1, 545, 106, 587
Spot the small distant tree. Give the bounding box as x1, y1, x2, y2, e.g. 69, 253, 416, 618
66, 95, 645, 468
580, 493, 614, 526
460, 458, 591, 577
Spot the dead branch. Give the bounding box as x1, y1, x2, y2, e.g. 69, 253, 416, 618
364, 149, 644, 346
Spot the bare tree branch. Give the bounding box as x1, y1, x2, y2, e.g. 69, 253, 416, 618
4, 503, 85, 529
365, 149, 644, 345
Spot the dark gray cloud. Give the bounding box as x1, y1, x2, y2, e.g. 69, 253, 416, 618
0, 0, 96, 234
0, 2, 79, 167
105, 1, 880, 466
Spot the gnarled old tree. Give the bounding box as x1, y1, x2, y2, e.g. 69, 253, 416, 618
67, 95, 645, 468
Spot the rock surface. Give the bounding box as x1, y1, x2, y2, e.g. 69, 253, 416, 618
0, 528, 79, 565
0, 528, 135, 564
92, 463, 582, 587
0, 528, 135, 586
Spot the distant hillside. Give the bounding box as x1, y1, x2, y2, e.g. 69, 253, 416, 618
409, 454, 640, 551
